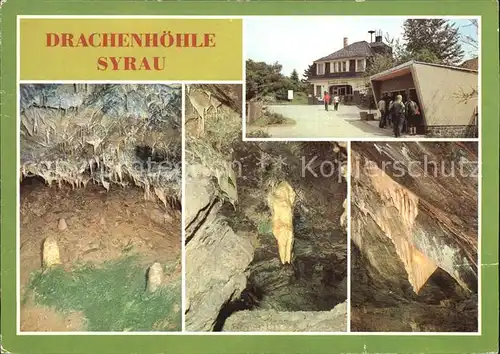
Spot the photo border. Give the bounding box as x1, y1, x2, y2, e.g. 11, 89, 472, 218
1, 1, 498, 353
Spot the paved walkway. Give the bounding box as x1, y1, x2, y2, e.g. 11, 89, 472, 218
247, 104, 393, 139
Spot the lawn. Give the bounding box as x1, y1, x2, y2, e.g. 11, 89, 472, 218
251, 111, 296, 127
26, 255, 182, 332
275, 92, 309, 105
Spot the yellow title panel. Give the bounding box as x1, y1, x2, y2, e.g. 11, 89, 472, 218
20, 18, 243, 81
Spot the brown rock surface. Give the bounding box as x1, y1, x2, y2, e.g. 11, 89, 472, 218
351, 142, 478, 332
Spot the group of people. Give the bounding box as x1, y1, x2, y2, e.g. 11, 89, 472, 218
378, 93, 421, 137
323, 91, 340, 112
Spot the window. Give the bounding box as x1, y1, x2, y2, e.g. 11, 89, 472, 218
357, 59, 365, 72
342, 61, 347, 72
316, 63, 325, 75
316, 85, 322, 97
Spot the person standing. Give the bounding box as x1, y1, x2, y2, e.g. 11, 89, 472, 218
405, 96, 420, 136
323, 91, 330, 111
378, 97, 387, 128
333, 95, 340, 111
391, 95, 405, 138
387, 97, 394, 128
383, 93, 391, 127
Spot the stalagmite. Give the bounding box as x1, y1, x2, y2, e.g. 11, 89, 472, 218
42, 236, 62, 268
267, 181, 296, 265
58, 218, 68, 231
147, 262, 164, 293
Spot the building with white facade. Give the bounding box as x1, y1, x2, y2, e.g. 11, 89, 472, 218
308, 31, 392, 105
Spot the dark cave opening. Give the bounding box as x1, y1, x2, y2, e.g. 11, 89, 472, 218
134, 145, 180, 166
215, 202, 347, 331
20, 166, 182, 212
212, 283, 264, 332
20, 175, 47, 187
351, 243, 478, 332
212, 244, 347, 331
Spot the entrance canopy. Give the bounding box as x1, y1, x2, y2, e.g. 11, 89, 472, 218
370, 61, 478, 126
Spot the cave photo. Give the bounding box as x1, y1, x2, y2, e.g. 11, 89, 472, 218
350, 141, 478, 332
184, 84, 348, 332
19, 84, 182, 332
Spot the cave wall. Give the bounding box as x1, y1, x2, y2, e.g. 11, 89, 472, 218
20, 84, 182, 202
351, 142, 478, 294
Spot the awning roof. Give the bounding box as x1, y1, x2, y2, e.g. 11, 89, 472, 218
370, 60, 478, 81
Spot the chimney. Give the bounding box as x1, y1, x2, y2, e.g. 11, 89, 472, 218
368, 30, 376, 43
343, 37, 348, 48
375, 29, 383, 43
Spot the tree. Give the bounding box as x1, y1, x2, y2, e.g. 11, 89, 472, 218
290, 69, 300, 89
456, 20, 478, 104
364, 54, 396, 78
245, 59, 294, 101
403, 19, 464, 65
382, 32, 441, 65
300, 64, 316, 93
460, 19, 478, 54
302, 64, 315, 81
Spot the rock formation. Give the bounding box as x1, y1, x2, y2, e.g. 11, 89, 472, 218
267, 181, 296, 264
147, 263, 164, 293
42, 236, 61, 268
184, 101, 254, 331
351, 142, 478, 332
185, 164, 254, 331
185, 86, 348, 332
223, 301, 347, 332
20, 84, 182, 203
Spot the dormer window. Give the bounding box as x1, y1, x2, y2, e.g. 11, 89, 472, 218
316, 63, 325, 75
356, 59, 366, 72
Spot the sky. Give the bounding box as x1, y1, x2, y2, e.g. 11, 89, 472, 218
245, 17, 479, 78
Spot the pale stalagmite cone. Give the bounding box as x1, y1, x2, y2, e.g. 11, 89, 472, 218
58, 218, 68, 231
42, 236, 61, 268
267, 181, 296, 265
147, 262, 164, 293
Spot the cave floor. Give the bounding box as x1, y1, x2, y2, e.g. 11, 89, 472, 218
19, 179, 181, 332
